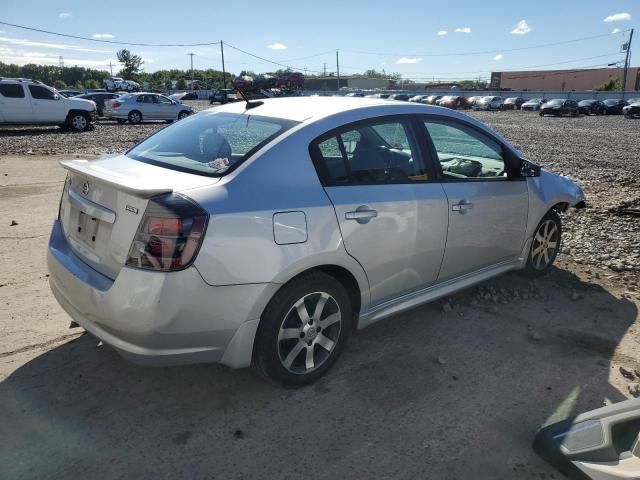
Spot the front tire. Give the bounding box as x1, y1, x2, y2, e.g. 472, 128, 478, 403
177, 110, 190, 120
523, 210, 562, 276
67, 112, 90, 131
253, 271, 352, 386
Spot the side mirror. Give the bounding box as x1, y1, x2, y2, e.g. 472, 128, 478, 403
519, 158, 541, 177
54, 94, 60, 100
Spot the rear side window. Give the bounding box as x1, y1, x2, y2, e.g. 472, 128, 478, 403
126, 112, 297, 176
311, 118, 429, 185
28, 85, 57, 100
0, 84, 25, 98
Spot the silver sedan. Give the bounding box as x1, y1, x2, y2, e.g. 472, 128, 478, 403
48, 97, 585, 385
104, 92, 193, 124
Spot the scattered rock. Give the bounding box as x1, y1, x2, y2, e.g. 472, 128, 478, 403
628, 383, 640, 398
620, 366, 635, 380
10, 220, 18, 226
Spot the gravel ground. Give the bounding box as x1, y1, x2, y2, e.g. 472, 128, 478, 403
1, 102, 638, 286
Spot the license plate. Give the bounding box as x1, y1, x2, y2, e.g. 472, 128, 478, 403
77, 211, 100, 246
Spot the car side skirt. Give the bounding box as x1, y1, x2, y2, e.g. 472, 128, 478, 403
358, 256, 527, 329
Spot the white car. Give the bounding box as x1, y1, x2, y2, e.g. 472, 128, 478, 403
473, 96, 505, 111
103, 93, 193, 123
0, 78, 97, 131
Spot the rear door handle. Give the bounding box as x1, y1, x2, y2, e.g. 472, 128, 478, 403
452, 200, 474, 214
345, 207, 378, 224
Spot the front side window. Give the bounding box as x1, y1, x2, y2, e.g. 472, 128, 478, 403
127, 112, 296, 176
28, 85, 57, 100
423, 120, 507, 180
155, 95, 173, 104
0, 84, 25, 98
312, 119, 428, 185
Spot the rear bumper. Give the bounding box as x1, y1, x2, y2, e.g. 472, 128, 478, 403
47, 220, 278, 368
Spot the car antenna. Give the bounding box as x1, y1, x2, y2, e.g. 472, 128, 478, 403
235, 88, 263, 110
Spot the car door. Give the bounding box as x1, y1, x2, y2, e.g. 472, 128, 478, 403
136, 94, 156, 119
153, 94, 177, 119
310, 116, 449, 306
28, 84, 67, 122
0, 83, 32, 122
421, 117, 529, 282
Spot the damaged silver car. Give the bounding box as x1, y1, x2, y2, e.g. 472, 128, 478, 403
47, 97, 586, 385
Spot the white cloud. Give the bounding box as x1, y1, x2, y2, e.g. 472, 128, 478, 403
267, 42, 287, 50
493, 53, 504, 61
511, 20, 532, 35
0, 37, 109, 53
612, 28, 621, 34
58, 12, 72, 20
437, 30, 448, 36
397, 57, 423, 64
603, 12, 631, 22
455, 27, 472, 33
92, 33, 114, 39
0, 46, 114, 68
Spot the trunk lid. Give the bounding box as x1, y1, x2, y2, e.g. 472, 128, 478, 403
58, 154, 218, 279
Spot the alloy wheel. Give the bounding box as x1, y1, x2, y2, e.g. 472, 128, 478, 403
72, 115, 87, 131
277, 292, 342, 375
531, 219, 560, 270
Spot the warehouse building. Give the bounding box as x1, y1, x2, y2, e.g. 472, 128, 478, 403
490, 67, 640, 91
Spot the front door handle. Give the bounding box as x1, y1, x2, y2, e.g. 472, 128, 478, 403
452, 200, 474, 214
345, 206, 378, 224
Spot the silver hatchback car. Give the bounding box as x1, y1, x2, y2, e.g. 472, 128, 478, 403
48, 97, 585, 385
104, 92, 193, 124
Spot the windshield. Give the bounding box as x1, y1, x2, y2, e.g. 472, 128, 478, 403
126, 111, 297, 176
546, 99, 564, 105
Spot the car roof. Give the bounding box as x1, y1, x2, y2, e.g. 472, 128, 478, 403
207, 96, 509, 135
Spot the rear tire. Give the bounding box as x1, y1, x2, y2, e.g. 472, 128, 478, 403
128, 110, 142, 124
523, 210, 562, 277
253, 271, 352, 386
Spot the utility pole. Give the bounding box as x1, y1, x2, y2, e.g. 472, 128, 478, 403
622, 28, 634, 93
220, 41, 227, 89
336, 50, 340, 91
323, 63, 327, 76
187, 52, 195, 90
107, 62, 114, 76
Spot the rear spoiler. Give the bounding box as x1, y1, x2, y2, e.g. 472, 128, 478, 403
60, 160, 173, 198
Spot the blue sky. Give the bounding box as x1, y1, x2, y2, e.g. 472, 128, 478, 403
0, 0, 637, 80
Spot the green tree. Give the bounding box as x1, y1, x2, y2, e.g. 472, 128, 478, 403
53, 79, 67, 89
116, 49, 144, 80
596, 78, 622, 91
175, 78, 187, 90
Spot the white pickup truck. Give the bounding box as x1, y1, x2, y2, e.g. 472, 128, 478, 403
0, 78, 98, 131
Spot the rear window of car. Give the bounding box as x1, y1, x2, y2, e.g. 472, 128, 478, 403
0, 83, 25, 98
126, 112, 297, 176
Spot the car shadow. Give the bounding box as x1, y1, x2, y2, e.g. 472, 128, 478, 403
0, 266, 636, 479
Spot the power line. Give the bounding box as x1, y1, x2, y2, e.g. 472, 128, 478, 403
348, 30, 633, 57
0, 20, 221, 47
222, 41, 325, 74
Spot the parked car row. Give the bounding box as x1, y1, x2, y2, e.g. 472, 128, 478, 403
103, 77, 141, 93
357, 92, 640, 118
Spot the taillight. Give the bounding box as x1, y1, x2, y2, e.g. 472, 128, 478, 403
111, 101, 121, 109
126, 194, 208, 272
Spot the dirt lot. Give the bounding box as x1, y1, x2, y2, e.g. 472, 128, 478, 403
1, 107, 639, 479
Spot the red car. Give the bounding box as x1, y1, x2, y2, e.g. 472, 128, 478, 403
276, 71, 305, 89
